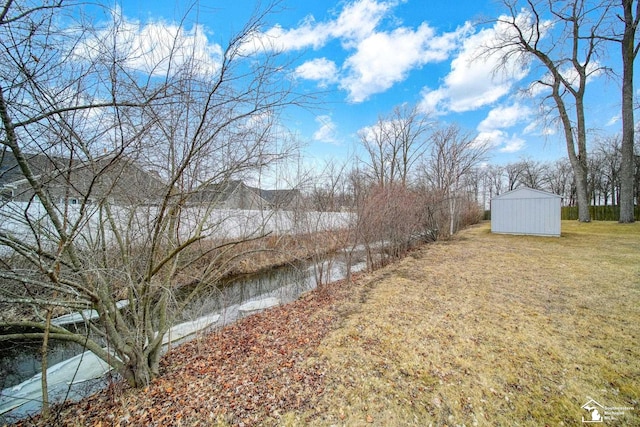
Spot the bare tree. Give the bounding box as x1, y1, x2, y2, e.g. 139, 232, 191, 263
358, 104, 430, 188
307, 159, 353, 213
487, 0, 613, 222
545, 158, 575, 203
588, 151, 606, 204
592, 136, 622, 205
504, 161, 526, 191
356, 183, 425, 269
485, 164, 506, 198
0, 0, 305, 391
519, 157, 549, 189
387, 104, 432, 187
422, 124, 489, 236
358, 116, 391, 188
293, 158, 354, 287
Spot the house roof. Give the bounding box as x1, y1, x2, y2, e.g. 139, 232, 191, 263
195, 180, 254, 201
0, 151, 74, 187
491, 187, 562, 201
194, 181, 299, 207
200, 180, 240, 196
1, 150, 164, 186
255, 188, 300, 206
1, 150, 168, 204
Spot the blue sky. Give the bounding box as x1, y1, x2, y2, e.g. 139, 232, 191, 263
111, 0, 626, 168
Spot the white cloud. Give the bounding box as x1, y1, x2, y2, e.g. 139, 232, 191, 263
476, 103, 532, 154
476, 129, 505, 148
418, 87, 447, 115
313, 115, 338, 144
500, 135, 526, 153
259, 19, 331, 51
295, 58, 339, 87
255, 0, 391, 52
342, 23, 470, 102
419, 14, 531, 114
476, 130, 526, 153
252, 0, 469, 103
541, 126, 557, 136
606, 115, 620, 127
74, 7, 222, 77
331, 0, 393, 48
522, 121, 538, 134
478, 103, 532, 132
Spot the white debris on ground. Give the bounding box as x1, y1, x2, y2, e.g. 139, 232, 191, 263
51, 300, 130, 326
0, 312, 221, 419
238, 297, 281, 318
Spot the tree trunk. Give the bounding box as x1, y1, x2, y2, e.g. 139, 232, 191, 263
123, 350, 153, 388
40, 309, 53, 419
448, 194, 457, 236
553, 81, 591, 222
619, 0, 638, 223
571, 157, 591, 222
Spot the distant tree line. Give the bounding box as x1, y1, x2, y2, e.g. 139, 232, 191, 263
482, 135, 640, 208
304, 107, 639, 242
303, 105, 488, 268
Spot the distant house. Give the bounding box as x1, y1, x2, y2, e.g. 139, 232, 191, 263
189, 180, 268, 210
1, 149, 303, 212
255, 188, 301, 210
189, 180, 301, 210
491, 187, 562, 237
0, 151, 167, 206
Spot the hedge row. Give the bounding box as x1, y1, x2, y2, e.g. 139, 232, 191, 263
560, 205, 640, 221
484, 206, 640, 221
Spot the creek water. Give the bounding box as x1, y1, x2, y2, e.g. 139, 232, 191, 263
0, 251, 366, 422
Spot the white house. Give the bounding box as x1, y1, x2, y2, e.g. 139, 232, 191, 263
491, 188, 562, 237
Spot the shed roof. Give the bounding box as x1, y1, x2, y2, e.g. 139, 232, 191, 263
492, 187, 562, 201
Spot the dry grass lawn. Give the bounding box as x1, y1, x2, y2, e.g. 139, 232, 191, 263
11, 221, 639, 427
294, 221, 640, 426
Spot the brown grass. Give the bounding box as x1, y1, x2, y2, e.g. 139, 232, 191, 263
9, 221, 639, 426
0, 230, 347, 323
223, 230, 347, 276
292, 221, 640, 426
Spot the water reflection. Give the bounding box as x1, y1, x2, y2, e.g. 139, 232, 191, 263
1, 253, 364, 392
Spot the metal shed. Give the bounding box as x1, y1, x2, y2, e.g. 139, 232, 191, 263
491, 187, 562, 237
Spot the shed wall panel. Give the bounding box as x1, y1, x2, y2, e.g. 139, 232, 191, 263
490, 188, 561, 237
